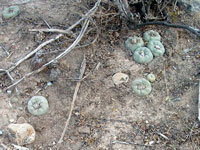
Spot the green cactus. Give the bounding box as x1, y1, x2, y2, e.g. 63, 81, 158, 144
143, 30, 161, 41
132, 78, 152, 96
125, 36, 144, 53
2, 6, 20, 19
28, 96, 49, 116
147, 40, 165, 57
147, 73, 156, 82
133, 47, 153, 64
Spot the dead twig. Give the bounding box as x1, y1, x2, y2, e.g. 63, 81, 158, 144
128, 21, 200, 38
5, 70, 19, 94
8, 33, 63, 72
157, 132, 169, 140
12, 144, 29, 150
41, 18, 51, 29
0, 43, 10, 56
57, 55, 86, 146
29, 28, 73, 35
0, 142, 10, 150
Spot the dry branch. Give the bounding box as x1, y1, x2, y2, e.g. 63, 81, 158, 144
57, 55, 86, 145
8, 33, 63, 72
129, 21, 200, 38
6, 0, 102, 74
29, 28, 73, 34
5, 18, 89, 90
5, 0, 102, 90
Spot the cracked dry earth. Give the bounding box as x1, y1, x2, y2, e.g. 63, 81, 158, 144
0, 0, 200, 150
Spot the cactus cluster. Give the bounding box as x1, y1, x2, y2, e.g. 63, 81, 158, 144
125, 30, 165, 64
124, 30, 164, 96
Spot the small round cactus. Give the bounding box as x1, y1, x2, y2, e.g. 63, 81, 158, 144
132, 78, 152, 96
147, 73, 156, 82
143, 30, 161, 41
125, 36, 144, 53
147, 40, 165, 57
28, 96, 49, 116
2, 6, 20, 19
133, 47, 153, 64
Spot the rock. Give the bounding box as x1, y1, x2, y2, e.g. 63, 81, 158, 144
7, 90, 12, 95
112, 72, 129, 85
9, 119, 15, 123
78, 126, 90, 134
8, 123, 36, 145
0, 130, 3, 135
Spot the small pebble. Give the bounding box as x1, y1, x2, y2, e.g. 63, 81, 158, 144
149, 141, 155, 146
9, 119, 15, 123
47, 81, 53, 86
52, 141, 56, 145
112, 72, 129, 85
0, 130, 3, 135
7, 90, 12, 95
8, 123, 36, 145
18, 107, 23, 111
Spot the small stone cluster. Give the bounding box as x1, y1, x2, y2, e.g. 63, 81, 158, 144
125, 30, 165, 64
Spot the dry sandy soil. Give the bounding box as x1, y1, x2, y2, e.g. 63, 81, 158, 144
0, 0, 199, 149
